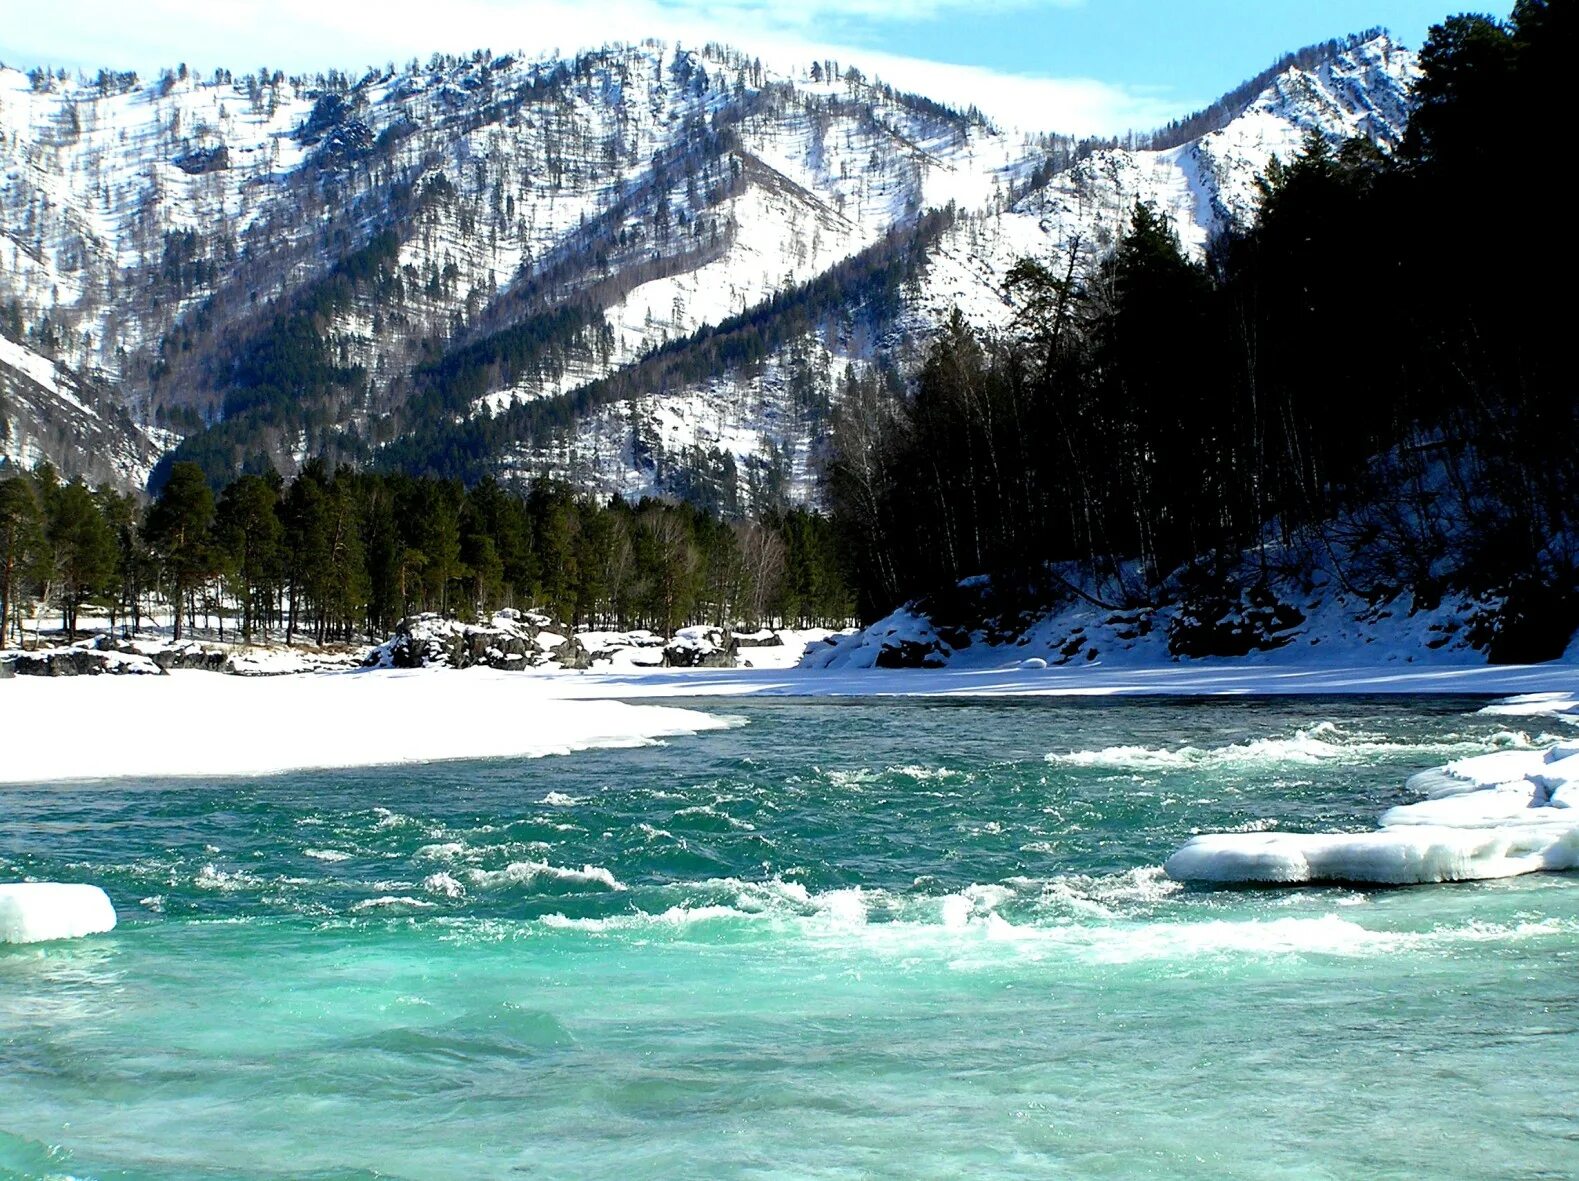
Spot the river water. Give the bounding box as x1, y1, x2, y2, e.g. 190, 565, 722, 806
3, 696, 1577, 1179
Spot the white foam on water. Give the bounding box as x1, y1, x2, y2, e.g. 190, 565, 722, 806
0, 883, 117, 944
350, 896, 438, 912
673, 802, 756, 831
890, 765, 967, 782
1008, 866, 1184, 921
415, 841, 469, 861
194, 865, 260, 891
1047, 722, 1533, 773
421, 872, 466, 899
464, 861, 627, 892
526, 877, 1579, 970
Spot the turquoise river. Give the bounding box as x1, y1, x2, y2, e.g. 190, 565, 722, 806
3, 696, 1578, 1179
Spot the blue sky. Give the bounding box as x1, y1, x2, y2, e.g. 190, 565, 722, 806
0, 1, 1510, 135
826, 0, 1469, 93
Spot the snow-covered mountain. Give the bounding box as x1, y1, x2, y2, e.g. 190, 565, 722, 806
0, 34, 1416, 499
0, 333, 171, 485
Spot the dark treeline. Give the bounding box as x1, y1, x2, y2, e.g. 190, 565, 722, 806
0, 463, 851, 650
830, 2, 1577, 660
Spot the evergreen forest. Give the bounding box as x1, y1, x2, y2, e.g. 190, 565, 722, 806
827, 1, 1577, 661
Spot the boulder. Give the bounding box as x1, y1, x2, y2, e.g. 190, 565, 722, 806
370, 611, 588, 671
1168, 583, 1304, 659
143, 644, 229, 673
873, 638, 950, 669
9, 648, 112, 676
551, 635, 593, 670
733, 630, 784, 649
662, 627, 738, 669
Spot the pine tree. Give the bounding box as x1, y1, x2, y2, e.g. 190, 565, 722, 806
214, 475, 283, 644
146, 462, 216, 642
47, 480, 118, 640
0, 476, 47, 649
281, 464, 331, 645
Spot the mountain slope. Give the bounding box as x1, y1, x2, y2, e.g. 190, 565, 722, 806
0, 33, 1416, 501
500, 33, 1419, 508
0, 334, 169, 484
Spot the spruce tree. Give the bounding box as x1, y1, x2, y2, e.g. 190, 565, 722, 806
146, 462, 215, 642
47, 480, 118, 640
0, 476, 47, 649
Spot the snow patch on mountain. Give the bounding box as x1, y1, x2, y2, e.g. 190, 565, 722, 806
0, 334, 172, 485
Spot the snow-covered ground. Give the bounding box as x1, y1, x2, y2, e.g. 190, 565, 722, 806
0, 669, 738, 783
6, 657, 1576, 783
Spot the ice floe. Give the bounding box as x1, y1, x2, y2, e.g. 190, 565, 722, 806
1167, 739, 1579, 885
0, 883, 117, 944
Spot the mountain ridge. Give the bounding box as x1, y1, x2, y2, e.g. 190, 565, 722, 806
0, 31, 1415, 501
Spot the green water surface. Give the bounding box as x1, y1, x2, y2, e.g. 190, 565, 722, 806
3, 697, 1577, 1180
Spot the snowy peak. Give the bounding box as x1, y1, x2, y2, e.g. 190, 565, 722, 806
1019, 32, 1415, 259
909, 32, 1417, 339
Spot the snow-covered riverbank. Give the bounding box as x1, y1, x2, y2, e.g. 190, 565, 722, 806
4, 657, 1576, 781
0, 669, 740, 783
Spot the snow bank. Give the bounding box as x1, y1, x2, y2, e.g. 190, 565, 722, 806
1166, 741, 1579, 885
0, 668, 736, 783
1479, 692, 1579, 725
802, 608, 953, 670
0, 883, 117, 943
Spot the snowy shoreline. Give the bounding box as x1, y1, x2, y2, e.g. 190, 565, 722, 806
2, 658, 1575, 783
0, 668, 741, 784
499, 659, 1579, 702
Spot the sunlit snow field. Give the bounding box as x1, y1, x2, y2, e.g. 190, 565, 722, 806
3, 695, 1578, 1179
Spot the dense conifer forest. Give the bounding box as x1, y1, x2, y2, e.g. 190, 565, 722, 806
827, 1, 1577, 661
0, 463, 851, 648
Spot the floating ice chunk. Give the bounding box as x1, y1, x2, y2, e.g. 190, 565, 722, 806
1165, 825, 1576, 885
1166, 742, 1579, 886
0, 883, 117, 943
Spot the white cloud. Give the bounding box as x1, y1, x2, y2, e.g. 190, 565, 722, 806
0, 0, 1189, 136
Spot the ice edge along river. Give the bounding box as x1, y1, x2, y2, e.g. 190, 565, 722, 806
3, 665, 1577, 894
1, 659, 1576, 784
